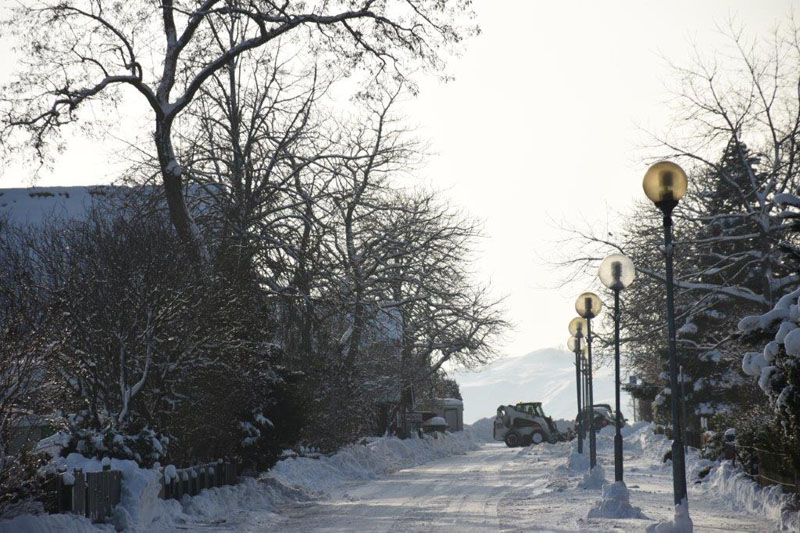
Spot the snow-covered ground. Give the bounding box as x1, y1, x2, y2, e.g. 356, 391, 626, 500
0, 431, 480, 532
453, 347, 633, 423
266, 423, 796, 532
4, 423, 797, 532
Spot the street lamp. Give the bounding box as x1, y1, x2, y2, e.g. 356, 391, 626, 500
568, 317, 588, 338
599, 253, 635, 483
575, 292, 602, 468
643, 160, 689, 509
567, 335, 586, 454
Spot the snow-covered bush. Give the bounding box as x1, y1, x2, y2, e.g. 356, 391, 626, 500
61, 427, 169, 466
34, 207, 216, 466
2, 194, 301, 470
738, 287, 800, 469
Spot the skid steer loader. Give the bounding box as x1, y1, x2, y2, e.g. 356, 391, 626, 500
493, 402, 565, 447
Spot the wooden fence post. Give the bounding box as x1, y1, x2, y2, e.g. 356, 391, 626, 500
56, 472, 69, 513
73, 469, 86, 516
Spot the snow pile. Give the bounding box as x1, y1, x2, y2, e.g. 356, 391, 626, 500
646, 501, 694, 533
624, 423, 671, 463
580, 465, 607, 489
0, 431, 478, 532
466, 417, 495, 442
566, 451, 590, 471
587, 481, 647, 519
177, 477, 283, 524
269, 430, 478, 494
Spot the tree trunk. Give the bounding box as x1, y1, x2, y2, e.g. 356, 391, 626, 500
155, 122, 209, 262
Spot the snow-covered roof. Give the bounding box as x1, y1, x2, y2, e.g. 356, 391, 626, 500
0, 186, 116, 226
438, 398, 463, 407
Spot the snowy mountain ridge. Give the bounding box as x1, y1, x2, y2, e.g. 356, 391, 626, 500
453, 347, 632, 424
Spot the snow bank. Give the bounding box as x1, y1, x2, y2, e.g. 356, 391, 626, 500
700, 460, 799, 530
620, 423, 799, 530
646, 501, 693, 533
0, 512, 109, 533
1, 431, 478, 532
269, 430, 478, 494
48, 453, 175, 531
466, 417, 495, 442
175, 477, 285, 526
587, 481, 647, 519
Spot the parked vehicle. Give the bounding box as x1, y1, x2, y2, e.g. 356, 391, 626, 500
575, 403, 626, 431
493, 402, 565, 447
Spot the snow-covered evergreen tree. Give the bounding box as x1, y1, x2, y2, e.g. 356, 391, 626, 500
737, 186, 800, 468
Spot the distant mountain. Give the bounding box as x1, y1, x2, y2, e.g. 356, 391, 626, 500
453, 347, 633, 424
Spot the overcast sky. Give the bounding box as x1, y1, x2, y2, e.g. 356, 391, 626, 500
0, 0, 793, 362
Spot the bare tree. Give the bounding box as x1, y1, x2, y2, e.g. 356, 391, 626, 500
1, 0, 475, 260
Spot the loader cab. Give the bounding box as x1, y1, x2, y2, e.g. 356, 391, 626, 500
515, 402, 545, 418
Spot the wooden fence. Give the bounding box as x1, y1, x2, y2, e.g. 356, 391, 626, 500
725, 442, 799, 494
159, 460, 238, 500
56, 466, 122, 522
53, 459, 238, 523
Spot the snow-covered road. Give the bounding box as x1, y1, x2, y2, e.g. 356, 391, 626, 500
275, 444, 540, 532
263, 439, 773, 532
6, 425, 787, 532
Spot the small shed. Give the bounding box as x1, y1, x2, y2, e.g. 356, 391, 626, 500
8, 412, 52, 454
432, 398, 463, 432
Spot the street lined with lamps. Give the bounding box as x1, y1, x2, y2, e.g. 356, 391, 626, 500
575, 292, 602, 469
568, 317, 589, 457
555, 160, 693, 529
567, 335, 586, 454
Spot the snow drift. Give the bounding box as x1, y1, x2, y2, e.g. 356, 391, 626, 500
0, 429, 479, 532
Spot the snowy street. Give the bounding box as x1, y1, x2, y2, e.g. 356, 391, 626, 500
224, 426, 776, 532
1, 422, 792, 532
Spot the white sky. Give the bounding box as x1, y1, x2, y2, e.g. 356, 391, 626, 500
0, 0, 792, 360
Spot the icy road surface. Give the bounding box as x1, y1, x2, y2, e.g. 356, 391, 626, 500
260, 441, 771, 532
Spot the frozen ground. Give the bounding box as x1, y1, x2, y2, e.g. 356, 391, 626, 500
3, 423, 796, 532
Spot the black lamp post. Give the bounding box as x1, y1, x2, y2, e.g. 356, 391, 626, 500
582, 353, 589, 438
568, 335, 586, 454
575, 293, 602, 469
643, 161, 690, 508
598, 253, 635, 483
569, 317, 589, 448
